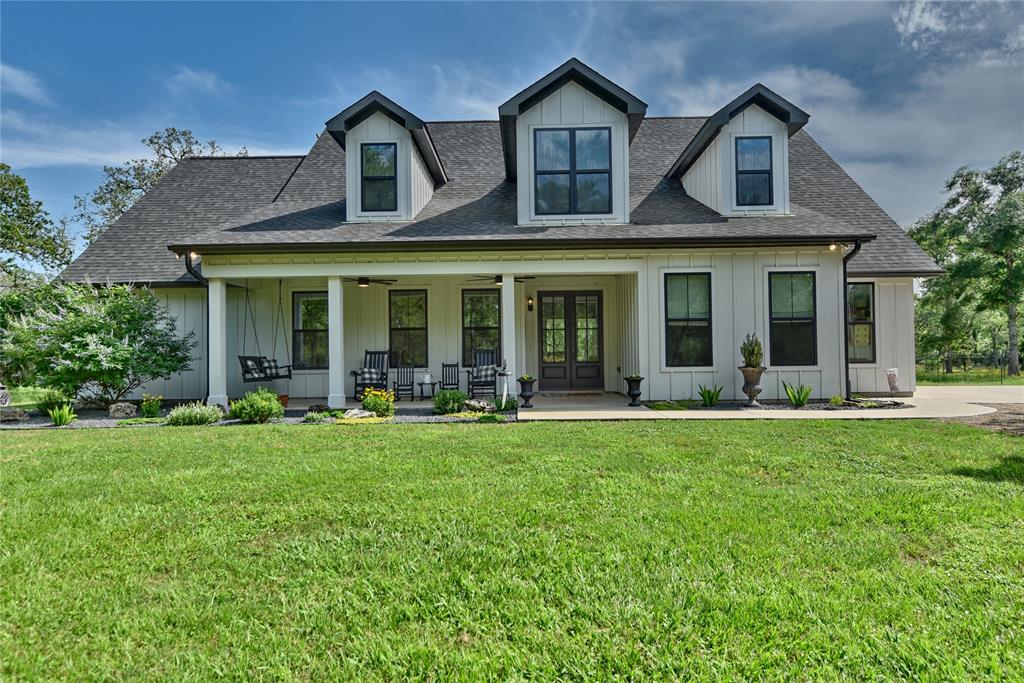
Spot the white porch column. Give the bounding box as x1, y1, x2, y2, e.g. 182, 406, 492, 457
501, 273, 518, 394
636, 264, 651, 383
327, 276, 346, 409
207, 277, 228, 408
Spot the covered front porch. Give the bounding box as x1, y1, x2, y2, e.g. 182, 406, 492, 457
200, 254, 648, 409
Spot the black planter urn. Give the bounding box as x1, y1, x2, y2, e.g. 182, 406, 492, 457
625, 377, 644, 407
738, 366, 766, 407
518, 378, 536, 409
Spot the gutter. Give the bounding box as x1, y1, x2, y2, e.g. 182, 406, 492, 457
182, 251, 210, 402
842, 239, 863, 399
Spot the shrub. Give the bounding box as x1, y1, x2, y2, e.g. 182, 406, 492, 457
36, 389, 71, 415
740, 333, 763, 368
0, 282, 195, 405
433, 389, 467, 415
140, 393, 162, 418
229, 388, 284, 424
495, 395, 517, 411
783, 381, 812, 407
166, 402, 223, 426
117, 417, 165, 426
697, 384, 723, 407
829, 395, 845, 407
303, 411, 329, 423
361, 388, 395, 417
47, 403, 76, 426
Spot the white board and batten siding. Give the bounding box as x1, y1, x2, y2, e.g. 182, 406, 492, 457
344, 111, 434, 222
129, 288, 208, 401
682, 103, 791, 216
515, 80, 630, 225
849, 277, 917, 395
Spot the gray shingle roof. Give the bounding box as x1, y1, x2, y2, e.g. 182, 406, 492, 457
64, 117, 940, 286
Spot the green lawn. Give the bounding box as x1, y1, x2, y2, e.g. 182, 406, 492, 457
2, 421, 1022, 679
5, 385, 47, 408
917, 365, 1024, 385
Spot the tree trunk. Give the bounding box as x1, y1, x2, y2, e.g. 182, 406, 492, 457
1008, 301, 1020, 376
944, 352, 953, 374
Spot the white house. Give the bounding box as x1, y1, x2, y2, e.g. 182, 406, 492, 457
62, 59, 941, 408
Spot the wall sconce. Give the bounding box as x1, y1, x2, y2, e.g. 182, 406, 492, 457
527, 296, 534, 312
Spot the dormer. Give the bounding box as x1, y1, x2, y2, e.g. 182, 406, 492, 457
326, 91, 447, 222
498, 59, 647, 226
667, 84, 809, 217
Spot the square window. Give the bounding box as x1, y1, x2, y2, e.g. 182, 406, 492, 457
534, 128, 612, 215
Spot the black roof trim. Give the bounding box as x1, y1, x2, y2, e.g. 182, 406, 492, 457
325, 91, 448, 188
498, 58, 648, 180
666, 83, 810, 180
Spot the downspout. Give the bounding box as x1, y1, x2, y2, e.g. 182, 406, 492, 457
842, 240, 862, 399
182, 250, 210, 401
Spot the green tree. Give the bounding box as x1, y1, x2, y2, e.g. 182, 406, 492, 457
0, 282, 195, 404
0, 163, 72, 276
75, 127, 246, 243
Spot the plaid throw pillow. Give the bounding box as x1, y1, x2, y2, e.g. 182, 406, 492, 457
359, 368, 382, 383
475, 364, 497, 382
261, 358, 280, 375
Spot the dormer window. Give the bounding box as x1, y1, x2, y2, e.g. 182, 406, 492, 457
534, 128, 611, 215
735, 136, 773, 206
361, 143, 398, 212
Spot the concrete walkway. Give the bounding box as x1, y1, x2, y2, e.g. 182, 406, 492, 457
517, 385, 1023, 421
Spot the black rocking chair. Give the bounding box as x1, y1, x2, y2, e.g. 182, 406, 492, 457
351, 349, 389, 398
440, 363, 461, 392
465, 349, 498, 398
392, 366, 415, 401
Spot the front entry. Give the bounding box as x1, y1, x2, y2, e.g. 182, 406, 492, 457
538, 291, 603, 390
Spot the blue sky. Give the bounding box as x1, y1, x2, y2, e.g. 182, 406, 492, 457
2, 1, 1022, 254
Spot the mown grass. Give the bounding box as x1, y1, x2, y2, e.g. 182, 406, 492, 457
917, 365, 1024, 385
1, 421, 1022, 680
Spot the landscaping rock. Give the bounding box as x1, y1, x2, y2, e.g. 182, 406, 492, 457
342, 408, 376, 419
307, 403, 329, 413
0, 407, 30, 422
464, 399, 497, 413
108, 402, 137, 419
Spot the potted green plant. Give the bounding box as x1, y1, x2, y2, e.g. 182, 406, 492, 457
624, 374, 644, 407
517, 374, 536, 408
738, 333, 766, 407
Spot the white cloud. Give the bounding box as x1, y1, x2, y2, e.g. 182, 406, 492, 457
893, 0, 948, 49
165, 67, 232, 97
0, 109, 147, 167
0, 63, 52, 106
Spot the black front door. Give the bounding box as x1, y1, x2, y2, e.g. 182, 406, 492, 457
538, 291, 603, 390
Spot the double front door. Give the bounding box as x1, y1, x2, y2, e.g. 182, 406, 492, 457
537, 291, 603, 390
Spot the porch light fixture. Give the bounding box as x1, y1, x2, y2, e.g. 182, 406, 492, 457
829, 243, 838, 251
174, 252, 181, 260
189, 251, 199, 260
357, 277, 371, 288
495, 275, 503, 286
527, 295, 534, 312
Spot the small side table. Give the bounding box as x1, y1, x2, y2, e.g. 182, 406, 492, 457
417, 381, 438, 401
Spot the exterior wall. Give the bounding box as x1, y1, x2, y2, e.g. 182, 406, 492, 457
682, 104, 791, 216
131, 288, 208, 401
515, 80, 629, 226
344, 111, 432, 221
849, 277, 918, 395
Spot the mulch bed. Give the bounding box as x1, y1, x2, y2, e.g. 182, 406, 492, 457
946, 404, 1024, 436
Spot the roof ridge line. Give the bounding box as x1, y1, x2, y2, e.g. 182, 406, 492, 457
185, 154, 307, 160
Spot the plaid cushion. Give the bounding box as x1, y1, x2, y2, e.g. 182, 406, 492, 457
260, 358, 280, 375
359, 367, 382, 383
474, 364, 497, 383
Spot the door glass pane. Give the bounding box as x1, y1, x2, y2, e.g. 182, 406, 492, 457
536, 130, 570, 171
575, 129, 610, 170
575, 295, 599, 363
536, 174, 570, 214
575, 173, 610, 213
542, 296, 566, 363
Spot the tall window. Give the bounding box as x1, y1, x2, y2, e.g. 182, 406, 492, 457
770, 272, 816, 366
534, 127, 611, 215
389, 290, 427, 367
462, 289, 500, 366
293, 292, 328, 369
665, 273, 712, 366
847, 282, 875, 364
361, 142, 397, 212
735, 136, 772, 206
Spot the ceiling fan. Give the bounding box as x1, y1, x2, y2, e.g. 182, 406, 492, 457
468, 275, 535, 286
344, 277, 397, 288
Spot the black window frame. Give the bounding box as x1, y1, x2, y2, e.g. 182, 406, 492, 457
461, 288, 501, 367
360, 142, 398, 213
769, 271, 818, 367
735, 135, 773, 207
533, 127, 612, 216
388, 289, 428, 368
664, 272, 713, 367
292, 291, 328, 370
847, 282, 876, 365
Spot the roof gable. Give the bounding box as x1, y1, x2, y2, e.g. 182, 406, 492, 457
497, 58, 647, 180
666, 83, 809, 180
325, 91, 447, 187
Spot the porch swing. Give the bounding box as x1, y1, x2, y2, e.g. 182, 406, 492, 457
237, 279, 293, 383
